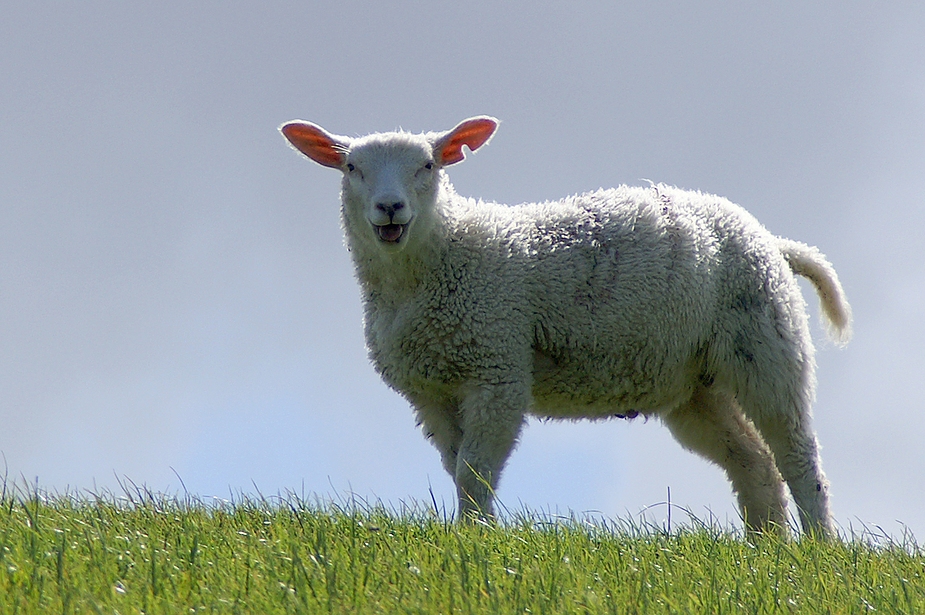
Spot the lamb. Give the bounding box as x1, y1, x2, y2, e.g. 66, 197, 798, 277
280, 116, 852, 536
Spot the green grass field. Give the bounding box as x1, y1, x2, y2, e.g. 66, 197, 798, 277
1, 481, 923, 614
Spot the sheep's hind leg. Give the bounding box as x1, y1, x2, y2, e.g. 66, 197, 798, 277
455, 382, 527, 520
747, 406, 834, 538
662, 386, 788, 535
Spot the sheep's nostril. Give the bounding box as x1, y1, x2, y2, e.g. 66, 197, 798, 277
377, 202, 403, 211
376, 201, 405, 219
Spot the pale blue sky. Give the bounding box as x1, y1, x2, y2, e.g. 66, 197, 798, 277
2, 2, 924, 537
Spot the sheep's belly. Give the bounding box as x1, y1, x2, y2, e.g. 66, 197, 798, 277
529, 350, 691, 419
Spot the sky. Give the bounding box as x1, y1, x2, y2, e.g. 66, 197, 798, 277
1, 2, 924, 538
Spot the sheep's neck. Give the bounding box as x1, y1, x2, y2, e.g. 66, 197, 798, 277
353, 238, 441, 298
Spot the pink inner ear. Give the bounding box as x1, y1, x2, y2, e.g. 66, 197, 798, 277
281, 123, 346, 168
438, 118, 497, 165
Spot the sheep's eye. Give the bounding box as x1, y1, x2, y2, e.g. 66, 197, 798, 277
424, 162, 434, 170
346, 163, 356, 172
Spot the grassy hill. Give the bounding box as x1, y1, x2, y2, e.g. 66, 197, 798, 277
1, 482, 922, 614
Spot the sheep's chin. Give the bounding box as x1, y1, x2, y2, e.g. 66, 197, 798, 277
374, 223, 407, 244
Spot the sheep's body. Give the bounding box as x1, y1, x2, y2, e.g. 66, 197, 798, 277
281, 117, 851, 536
369, 185, 777, 417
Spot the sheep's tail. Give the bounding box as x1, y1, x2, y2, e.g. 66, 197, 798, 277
778, 238, 853, 346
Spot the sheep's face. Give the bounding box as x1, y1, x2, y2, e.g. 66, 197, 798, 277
341, 135, 439, 252
281, 116, 498, 254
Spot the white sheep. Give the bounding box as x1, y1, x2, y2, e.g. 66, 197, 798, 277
280, 116, 851, 536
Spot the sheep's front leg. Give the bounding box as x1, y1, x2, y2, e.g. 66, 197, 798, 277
455, 382, 527, 519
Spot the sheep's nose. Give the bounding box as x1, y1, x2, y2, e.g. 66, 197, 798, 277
376, 201, 405, 218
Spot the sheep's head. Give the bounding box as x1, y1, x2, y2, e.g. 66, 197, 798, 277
281, 117, 497, 252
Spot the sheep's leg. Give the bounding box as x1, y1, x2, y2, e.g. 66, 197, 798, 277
455, 382, 527, 520
748, 409, 834, 538
414, 403, 463, 477
728, 349, 835, 537
662, 386, 788, 534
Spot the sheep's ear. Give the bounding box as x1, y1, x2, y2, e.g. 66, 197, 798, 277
280, 121, 349, 169
433, 116, 498, 166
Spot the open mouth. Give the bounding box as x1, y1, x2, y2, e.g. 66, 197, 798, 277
375, 223, 407, 243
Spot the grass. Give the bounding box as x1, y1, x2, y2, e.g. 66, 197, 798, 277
1, 480, 923, 614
